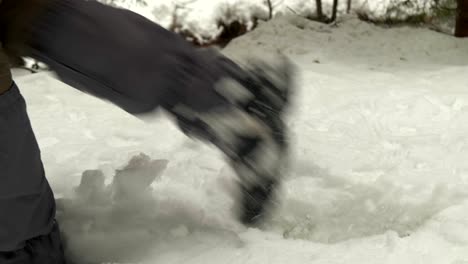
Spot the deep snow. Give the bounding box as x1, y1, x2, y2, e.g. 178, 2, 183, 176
12, 15, 468, 264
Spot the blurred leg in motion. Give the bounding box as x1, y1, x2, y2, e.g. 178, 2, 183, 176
1, 0, 295, 226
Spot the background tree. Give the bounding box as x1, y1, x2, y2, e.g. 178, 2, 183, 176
330, 0, 339, 22
266, 0, 274, 19
455, 0, 468, 37
315, 0, 325, 21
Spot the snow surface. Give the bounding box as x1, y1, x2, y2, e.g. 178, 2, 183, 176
100, 0, 436, 44
13, 15, 468, 264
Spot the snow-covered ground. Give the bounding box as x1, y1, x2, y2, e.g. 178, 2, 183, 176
13, 15, 468, 264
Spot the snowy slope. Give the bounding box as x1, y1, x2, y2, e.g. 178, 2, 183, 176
13, 16, 468, 264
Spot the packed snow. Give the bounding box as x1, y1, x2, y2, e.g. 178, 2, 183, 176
12, 14, 468, 264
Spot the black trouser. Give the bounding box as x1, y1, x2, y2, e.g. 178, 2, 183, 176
0, 221, 65, 264
27, 0, 240, 115
0, 84, 59, 254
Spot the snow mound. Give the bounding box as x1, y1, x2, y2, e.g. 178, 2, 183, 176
57, 153, 169, 262
223, 15, 468, 68
271, 164, 465, 243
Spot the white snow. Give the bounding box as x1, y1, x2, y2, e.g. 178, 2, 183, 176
13, 15, 468, 264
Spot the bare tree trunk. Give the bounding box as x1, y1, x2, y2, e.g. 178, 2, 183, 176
347, 0, 352, 14
455, 0, 468, 37
266, 0, 273, 19
330, 0, 339, 22
315, 0, 324, 20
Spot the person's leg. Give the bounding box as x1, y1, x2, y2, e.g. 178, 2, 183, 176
0, 222, 65, 264
0, 83, 65, 263
4, 0, 295, 225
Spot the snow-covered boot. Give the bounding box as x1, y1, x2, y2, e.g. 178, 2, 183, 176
170, 54, 295, 226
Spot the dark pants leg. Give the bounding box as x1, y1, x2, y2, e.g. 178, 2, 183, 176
0, 83, 65, 262
27, 0, 241, 115
0, 222, 65, 264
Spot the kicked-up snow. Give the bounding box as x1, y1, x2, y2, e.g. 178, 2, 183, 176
12, 15, 468, 264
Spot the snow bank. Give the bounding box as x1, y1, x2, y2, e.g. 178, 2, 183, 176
99, 0, 438, 44
223, 15, 468, 68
